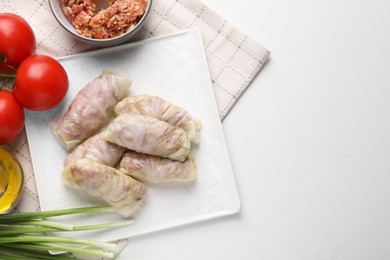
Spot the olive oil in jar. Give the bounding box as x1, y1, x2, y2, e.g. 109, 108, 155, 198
0, 148, 24, 213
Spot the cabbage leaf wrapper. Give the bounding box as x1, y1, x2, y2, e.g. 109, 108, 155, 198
103, 113, 191, 161
52, 71, 132, 151
64, 131, 126, 167
115, 94, 201, 144
62, 158, 146, 217
120, 150, 197, 183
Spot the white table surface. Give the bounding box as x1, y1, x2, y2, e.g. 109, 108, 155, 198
118, 0, 390, 259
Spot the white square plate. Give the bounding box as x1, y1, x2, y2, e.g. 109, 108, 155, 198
25, 29, 240, 242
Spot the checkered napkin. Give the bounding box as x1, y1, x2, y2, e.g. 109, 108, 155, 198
1, 0, 269, 256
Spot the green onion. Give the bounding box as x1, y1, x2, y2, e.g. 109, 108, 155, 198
16, 220, 75, 230
0, 205, 114, 222
0, 206, 133, 259
0, 245, 75, 259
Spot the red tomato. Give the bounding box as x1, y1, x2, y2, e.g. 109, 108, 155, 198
13, 54, 69, 111
0, 13, 36, 72
0, 89, 25, 144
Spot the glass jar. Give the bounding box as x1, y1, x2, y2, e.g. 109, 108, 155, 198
0, 148, 24, 213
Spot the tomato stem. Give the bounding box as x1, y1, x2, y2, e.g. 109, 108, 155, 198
0, 73, 15, 90
0, 54, 5, 63
0, 73, 16, 79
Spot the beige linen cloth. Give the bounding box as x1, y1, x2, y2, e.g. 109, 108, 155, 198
0, 0, 269, 257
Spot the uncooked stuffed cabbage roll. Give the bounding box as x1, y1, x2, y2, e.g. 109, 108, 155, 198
119, 151, 197, 183
51, 71, 132, 151
63, 131, 126, 167
103, 113, 191, 161
61, 158, 146, 217
115, 94, 201, 144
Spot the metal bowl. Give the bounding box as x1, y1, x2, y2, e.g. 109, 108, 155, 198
48, 0, 152, 47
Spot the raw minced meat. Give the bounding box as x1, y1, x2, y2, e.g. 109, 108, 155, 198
62, 0, 148, 39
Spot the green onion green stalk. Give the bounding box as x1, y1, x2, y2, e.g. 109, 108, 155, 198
0, 206, 133, 259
